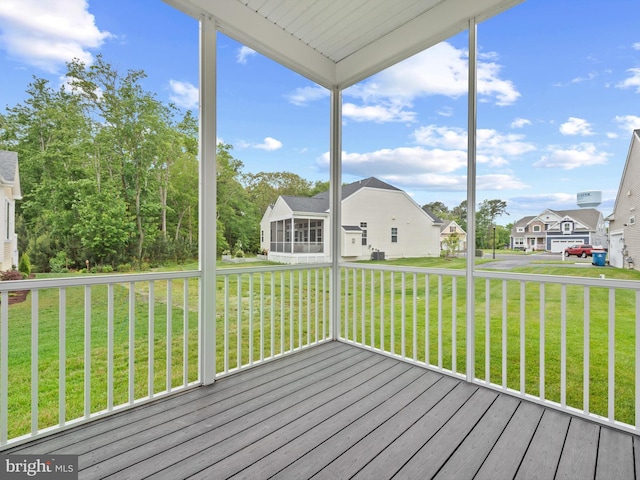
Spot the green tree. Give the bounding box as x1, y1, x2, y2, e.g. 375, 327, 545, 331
422, 201, 450, 220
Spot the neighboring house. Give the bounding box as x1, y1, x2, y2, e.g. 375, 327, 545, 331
260, 177, 443, 264
440, 220, 467, 253
510, 208, 606, 252
606, 129, 640, 269
0, 151, 21, 270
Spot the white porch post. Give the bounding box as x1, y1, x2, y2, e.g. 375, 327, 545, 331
466, 18, 478, 382
330, 88, 342, 340
199, 15, 217, 385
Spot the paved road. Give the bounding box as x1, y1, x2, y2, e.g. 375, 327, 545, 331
477, 252, 595, 270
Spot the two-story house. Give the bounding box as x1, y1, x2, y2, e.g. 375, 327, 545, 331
0, 151, 21, 270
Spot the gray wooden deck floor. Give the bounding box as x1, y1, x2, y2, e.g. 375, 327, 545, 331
6, 341, 639, 479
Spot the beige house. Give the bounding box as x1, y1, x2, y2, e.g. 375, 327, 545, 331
0, 151, 21, 271
440, 220, 467, 253
607, 129, 640, 269
260, 177, 443, 264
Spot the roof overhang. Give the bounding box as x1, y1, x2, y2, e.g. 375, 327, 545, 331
163, 0, 525, 89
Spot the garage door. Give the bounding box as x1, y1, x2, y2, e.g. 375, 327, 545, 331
550, 239, 580, 253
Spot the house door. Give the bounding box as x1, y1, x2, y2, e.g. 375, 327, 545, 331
609, 231, 624, 268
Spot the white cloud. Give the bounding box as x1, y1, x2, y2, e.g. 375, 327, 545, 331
617, 68, 640, 92
511, 118, 532, 128
633, 43, 640, 50
237, 46, 256, 64
0, 0, 111, 72
559, 117, 594, 136
347, 42, 519, 107
255, 137, 283, 151
286, 85, 330, 106
343, 103, 416, 123
412, 125, 535, 159
614, 115, 640, 133
534, 143, 610, 170
169, 80, 198, 109
476, 174, 529, 191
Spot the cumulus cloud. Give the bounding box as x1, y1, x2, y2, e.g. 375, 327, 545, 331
0, 0, 112, 72
617, 68, 640, 92
614, 115, 640, 133
237, 46, 256, 64
511, 118, 532, 128
255, 137, 283, 151
559, 117, 594, 136
343, 103, 416, 123
286, 85, 330, 106
633, 43, 640, 50
534, 143, 610, 170
169, 80, 198, 109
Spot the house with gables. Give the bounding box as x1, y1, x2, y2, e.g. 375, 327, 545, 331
440, 220, 467, 253
510, 208, 607, 253
260, 177, 443, 264
607, 129, 640, 269
0, 151, 21, 270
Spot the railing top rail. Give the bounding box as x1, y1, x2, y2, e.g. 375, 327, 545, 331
340, 262, 467, 277
216, 263, 333, 275
475, 269, 640, 290
0, 270, 202, 291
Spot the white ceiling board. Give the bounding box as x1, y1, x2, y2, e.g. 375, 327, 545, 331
163, 0, 526, 89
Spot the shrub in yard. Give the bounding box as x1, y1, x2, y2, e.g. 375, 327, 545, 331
1, 269, 24, 281
18, 253, 31, 276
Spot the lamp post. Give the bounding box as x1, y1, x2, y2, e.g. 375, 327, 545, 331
492, 225, 496, 259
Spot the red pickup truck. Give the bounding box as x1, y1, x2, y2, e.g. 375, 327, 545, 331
564, 244, 593, 258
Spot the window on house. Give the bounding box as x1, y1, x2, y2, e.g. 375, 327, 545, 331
449, 226, 456, 233
517, 227, 524, 233
360, 222, 367, 245
391, 227, 398, 243
532, 225, 540, 232
563, 223, 571, 232
630, 216, 636, 226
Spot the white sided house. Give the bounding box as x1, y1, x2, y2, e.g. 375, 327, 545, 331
260, 177, 443, 264
0, 151, 21, 270
607, 130, 640, 269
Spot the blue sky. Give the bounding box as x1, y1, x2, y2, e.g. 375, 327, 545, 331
1, 0, 639, 225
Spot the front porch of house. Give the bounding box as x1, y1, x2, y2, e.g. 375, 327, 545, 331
6, 341, 637, 479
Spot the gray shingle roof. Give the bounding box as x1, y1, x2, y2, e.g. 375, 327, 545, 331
311, 177, 400, 203
0, 151, 18, 184
281, 195, 329, 213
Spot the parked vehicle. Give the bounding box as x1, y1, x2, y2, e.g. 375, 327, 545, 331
564, 244, 593, 258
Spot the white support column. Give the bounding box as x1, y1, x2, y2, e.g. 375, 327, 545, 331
466, 18, 478, 382
330, 88, 342, 340
199, 15, 217, 385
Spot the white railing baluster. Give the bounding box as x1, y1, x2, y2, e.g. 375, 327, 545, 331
361, 269, 365, 346
425, 274, 429, 366
260, 273, 264, 362
289, 270, 294, 352
299, 270, 303, 349
107, 284, 114, 411
561, 284, 567, 407
412, 273, 417, 362
485, 279, 490, 383
370, 270, 375, 348
520, 281, 525, 394
438, 275, 443, 368
502, 281, 507, 389
148, 281, 154, 399
314, 269, 319, 344
270, 272, 275, 358
380, 271, 384, 353
166, 280, 172, 392
401, 272, 406, 358
452, 277, 457, 373
280, 271, 284, 355
540, 283, 545, 401
584, 287, 590, 414
1, 290, 7, 445
59, 287, 66, 425
636, 290, 640, 428
352, 268, 356, 344
84, 287, 91, 416
224, 276, 229, 373
344, 268, 349, 340
249, 274, 254, 365
128, 282, 135, 403
237, 275, 242, 369
183, 279, 189, 387
391, 271, 395, 356
32, 290, 40, 431
609, 288, 615, 421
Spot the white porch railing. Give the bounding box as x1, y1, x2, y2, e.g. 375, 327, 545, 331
3, 261, 640, 448
339, 263, 640, 435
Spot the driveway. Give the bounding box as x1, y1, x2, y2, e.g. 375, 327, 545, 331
477, 252, 595, 270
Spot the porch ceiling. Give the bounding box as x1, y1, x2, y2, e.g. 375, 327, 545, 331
163, 0, 524, 89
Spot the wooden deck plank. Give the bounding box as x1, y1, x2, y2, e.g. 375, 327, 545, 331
9, 341, 347, 455
392, 387, 499, 479
217, 368, 438, 480
344, 381, 480, 480
515, 409, 570, 480
272, 372, 444, 480
82, 350, 387, 478
554, 417, 599, 479
114, 356, 407, 479
474, 400, 545, 480
313, 375, 463, 480
596, 427, 635, 480
4, 342, 640, 480
432, 394, 520, 479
